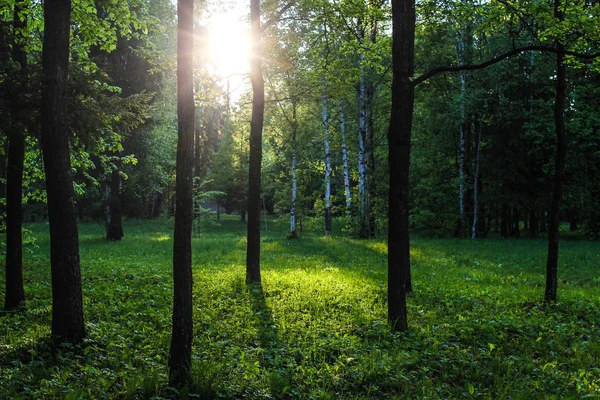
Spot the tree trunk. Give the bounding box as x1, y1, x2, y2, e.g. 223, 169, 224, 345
169, 0, 194, 386
357, 19, 368, 236
40, 0, 85, 344
529, 208, 538, 238
545, 2, 567, 302
513, 207, 520, 238
106, 169, 124, 241
387, 0, 414, 331
150, 190, 159, 218
500, 204, 508, 238
5, 0, 27, 310
246, 0, 264, 284
339, 100, 352, 221
457, 36, 467, 237
471, 121, 481, 239
322, 88, 332, 236
365, 23, 377, 238
290, 106, 297, 238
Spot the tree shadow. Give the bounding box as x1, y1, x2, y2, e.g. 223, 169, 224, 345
247, 283, 294, 398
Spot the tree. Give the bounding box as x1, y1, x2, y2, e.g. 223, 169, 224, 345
168, 0, 194, 386
4, 0, 28, 310
246, 0, 265, 284
544, 0, 566, 302
40, 0, 85, 343
386, 0, 414, 331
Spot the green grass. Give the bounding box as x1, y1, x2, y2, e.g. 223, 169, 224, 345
1, 216, 599, 399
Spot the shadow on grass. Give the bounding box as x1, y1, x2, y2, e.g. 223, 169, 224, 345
248, 282, 294, 397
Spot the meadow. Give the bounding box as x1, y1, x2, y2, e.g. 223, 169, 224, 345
1, 216, 599, 399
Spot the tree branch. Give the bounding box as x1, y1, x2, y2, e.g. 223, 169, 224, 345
262, 1, 295, 33
412, 45, 600, 86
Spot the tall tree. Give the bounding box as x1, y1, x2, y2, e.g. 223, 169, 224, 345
40, 0, 85, 343
339, 99, 352, 221
169, 0, 194, 386
544, 0, 566, 302
322, 88, 332, 236
290, 102, 299, 238
4, 0, 28, 310
246, 0, 265, 284
387, 0, 414, 331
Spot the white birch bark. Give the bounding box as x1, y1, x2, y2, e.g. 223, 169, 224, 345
290, 108, 297, 236
340, 99, 352, 220
357, 22, 367, 220
322, 86, 332, 236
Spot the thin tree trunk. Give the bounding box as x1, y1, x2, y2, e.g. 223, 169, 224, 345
40, 0, 85, 344
340, 99, 352, 221
169, 0, 194, 386
246, 0, 264, 284
322, 87, 332, 236
106, 168, 124, 240
357, 19, 367, 233
290, 106, 297, 238
387, 0, 414, 331
457, 35, 467, 237
365, 22, 377, 238
5, 0, 27, 310
471, 121, 481, 239
501, 203, 509, 238
545, 0, 567, 302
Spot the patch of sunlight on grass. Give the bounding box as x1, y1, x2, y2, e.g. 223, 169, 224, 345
151, 235, 171, 242
360, 241, 388, 255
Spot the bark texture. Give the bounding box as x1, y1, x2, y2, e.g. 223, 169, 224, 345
387, 0, 414, 331
40, 0, 85, 344
290, 106, 298, 238
246, 0, 264, 284
340, 100, 352, 220
169, 0, 194, 386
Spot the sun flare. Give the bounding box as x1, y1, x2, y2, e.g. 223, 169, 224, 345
205, 14, 251, 78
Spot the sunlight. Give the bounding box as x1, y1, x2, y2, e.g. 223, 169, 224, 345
201, 8, 251, 104
205, 13, 250, 78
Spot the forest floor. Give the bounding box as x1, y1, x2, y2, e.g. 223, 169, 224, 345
1, 216, 599, 399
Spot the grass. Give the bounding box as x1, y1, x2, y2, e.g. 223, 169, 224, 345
1, 215, 599, 399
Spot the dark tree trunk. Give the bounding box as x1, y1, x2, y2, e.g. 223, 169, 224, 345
0, 147, 6, 233
365, 24, 377, 238
529, 208, 538, 238
501, 203, 509, 238
545, 6, 567, 302
387, 0, 414, 331
246, 0, 264, 284
169, 0, 194, 386
106, 169, 124, 241
40, 0, 85, 344
513, 207, 520, 238
569, 212, 577, 232
150, 190, 159, 218
5, 0, 27, 310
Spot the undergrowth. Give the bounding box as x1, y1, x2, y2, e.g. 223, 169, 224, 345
1, 216, 599, 398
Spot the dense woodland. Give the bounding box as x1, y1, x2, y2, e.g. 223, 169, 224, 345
1, 0, 599, 396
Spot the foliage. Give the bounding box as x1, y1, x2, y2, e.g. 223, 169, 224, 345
1, 219, 599, 398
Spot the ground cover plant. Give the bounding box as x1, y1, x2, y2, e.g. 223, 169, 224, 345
1, 217, 599, 399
